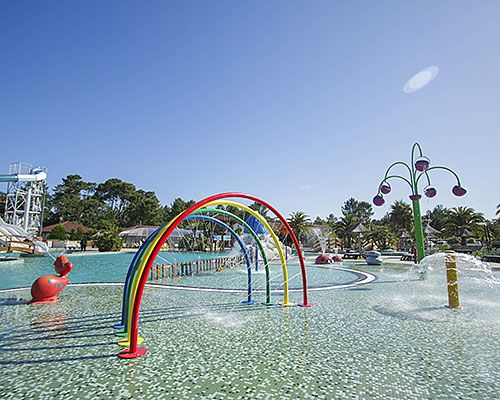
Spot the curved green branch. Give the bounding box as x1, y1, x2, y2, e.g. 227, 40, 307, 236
415, 166, 462, 187
411, 142, 424, 168
384, 161, 412, 181
378, 174, 414, 193
416, 169, 432, 188
410, 142, 425, 192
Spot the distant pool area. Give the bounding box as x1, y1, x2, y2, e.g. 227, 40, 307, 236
0, 251, 224, 290
0, 251, 374, 292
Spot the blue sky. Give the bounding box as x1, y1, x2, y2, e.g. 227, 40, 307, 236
1, 1, 499, 219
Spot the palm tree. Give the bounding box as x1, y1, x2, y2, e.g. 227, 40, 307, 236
341, 198, 373, 223
424, 205, 450, 232
287, 211, 311, 241
335, 214, 358, 249
249, 201, 268, 218
215, 204, 245, 219
369, 225, 397, 249
388, 200, 413, 233
444, 206, 485, 240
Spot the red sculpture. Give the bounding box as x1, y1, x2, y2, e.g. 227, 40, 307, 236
30, 255, 74, 304
315, 253, 332, 264
315, 253, 343, 264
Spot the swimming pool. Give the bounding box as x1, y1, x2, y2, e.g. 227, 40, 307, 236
0, 251, 370, 292
0, 251, 226, 290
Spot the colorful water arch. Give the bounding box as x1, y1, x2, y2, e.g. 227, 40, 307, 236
118, 192, 310, 359
118, 200, 288, 347
114, 208, 273, 337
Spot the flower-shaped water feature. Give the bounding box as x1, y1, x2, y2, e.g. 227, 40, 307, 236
373, 143, 466, 262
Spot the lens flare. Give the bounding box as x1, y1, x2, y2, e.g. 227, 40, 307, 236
403, 66, 439, 93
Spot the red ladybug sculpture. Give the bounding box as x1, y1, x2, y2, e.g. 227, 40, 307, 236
30, 255, 74, 304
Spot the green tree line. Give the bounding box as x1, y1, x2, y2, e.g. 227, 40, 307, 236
1, 176, 498, 252
308, 198, 500, 251
42, 175, 196, 230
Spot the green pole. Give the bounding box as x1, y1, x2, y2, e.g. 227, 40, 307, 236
412, 199, 425, 262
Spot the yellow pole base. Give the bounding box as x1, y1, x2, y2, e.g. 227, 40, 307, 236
278, 302, 295, 307
118, 337, 144, 347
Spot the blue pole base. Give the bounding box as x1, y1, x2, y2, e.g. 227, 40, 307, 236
241, 299, 258, 305
112, 323, 125, 330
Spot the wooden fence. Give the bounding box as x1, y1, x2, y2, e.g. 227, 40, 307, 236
150, 255, 244, 280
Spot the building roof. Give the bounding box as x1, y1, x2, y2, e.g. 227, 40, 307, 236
425, 224, 441, 236
42, 221, 91, 234
119, 226, 192, 239
350, 223, 369, 234
119, 226, 159, 238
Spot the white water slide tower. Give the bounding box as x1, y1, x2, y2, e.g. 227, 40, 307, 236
1, 162, 47, 235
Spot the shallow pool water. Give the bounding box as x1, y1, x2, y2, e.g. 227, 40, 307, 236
0, 252, 368, 293
0, 251, 226, 290
0, 253, 498, 399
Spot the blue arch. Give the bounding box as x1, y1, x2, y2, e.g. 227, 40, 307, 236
185, 215, 254, 304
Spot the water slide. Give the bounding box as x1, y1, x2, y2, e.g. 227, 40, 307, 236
0, 168, 47, 183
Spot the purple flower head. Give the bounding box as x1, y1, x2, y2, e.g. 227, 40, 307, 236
380, 183, 391, 194
424, 186, 437, 198
409, 194, 422, 201
373, 195, 385, 207
415, 157, 430, 172
452, 185, 467, 197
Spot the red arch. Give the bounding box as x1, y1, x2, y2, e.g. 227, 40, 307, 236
119, 192, 310, 359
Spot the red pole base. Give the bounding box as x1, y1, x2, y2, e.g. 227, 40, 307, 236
118, 347, 148, 359
298, 303, 314, 307
29, 297, 61, 304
